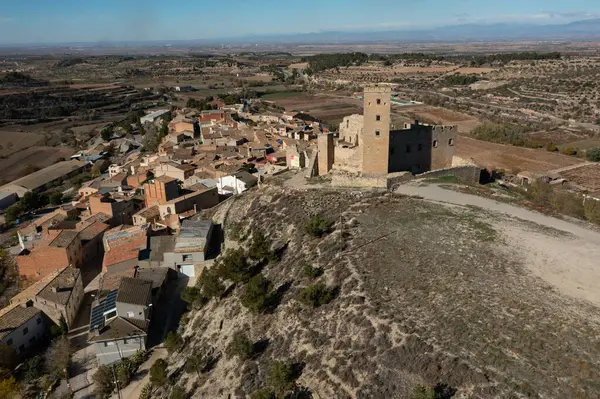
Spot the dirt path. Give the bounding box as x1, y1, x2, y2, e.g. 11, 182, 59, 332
395, 182, 600, 306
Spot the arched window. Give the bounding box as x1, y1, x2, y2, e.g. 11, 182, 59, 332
376, 99, 381, 105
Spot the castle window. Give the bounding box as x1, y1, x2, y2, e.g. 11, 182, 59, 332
375, 130, 381, 137
376, 115, 381, 121
406, 145, 411, 153
346, 120, 349, 128
376, 99, 381, 105
418, 144, 423, 152
448, 138, 454, 146
433, 140, 438, 148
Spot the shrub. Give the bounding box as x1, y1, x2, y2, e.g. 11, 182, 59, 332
560, 146, 578, 156
267, 361, 296, 397
305, 215, 334, 238
49, 191, 63, 206
241, 274, 273, 314
411, 385, 436, 399
298, 283, 334, 308
24, 355, 44, 382
217, 248, 252, 283
169, 386, 187, 399
228, 222, 244, 241
587, 147, 600, 162
185, 348, 216, 376
302, 264, 324, 279
197, 267, 224, 299
471, 122, 535, 147
250, 387, 275, 399
584, 199, 600, 224
93, 366, 116, 398
0, 377, 19, 399
550, 190, 584, 218
139, 383, 153, 399
545, 142, 558, 152
526, 181, 552, 204
248, 230, 275, 262
150, 359, 168, 388
164, 331, 184, 354
227, 331, 253, 360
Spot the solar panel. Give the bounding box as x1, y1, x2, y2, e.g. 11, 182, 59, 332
89, 289, 118, 332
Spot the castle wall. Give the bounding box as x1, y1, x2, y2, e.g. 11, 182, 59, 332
318, 133, 335, 174
333, 147, 362, 174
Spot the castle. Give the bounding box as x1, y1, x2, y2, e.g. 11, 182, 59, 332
317, 85, 458, 178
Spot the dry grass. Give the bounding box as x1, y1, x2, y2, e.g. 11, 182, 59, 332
172, 187, 600, 398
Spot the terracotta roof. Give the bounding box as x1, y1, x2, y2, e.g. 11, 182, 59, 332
10, 268, 64, 306
101, 265, 136, 292
134, 205, 160, 220
135, 268, 168, 289
78, 221, 111, 242
154, 175, 177, 184
116, 277, 152, 306
0, 305, 43, 340
102, 237, 145, 269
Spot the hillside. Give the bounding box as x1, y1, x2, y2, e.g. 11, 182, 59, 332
157, 186, 600, 398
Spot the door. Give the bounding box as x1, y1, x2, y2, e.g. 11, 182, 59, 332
179, 264, 195, 277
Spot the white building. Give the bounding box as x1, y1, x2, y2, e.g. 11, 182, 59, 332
216, 171, 258, 195
0, 304, 47, 356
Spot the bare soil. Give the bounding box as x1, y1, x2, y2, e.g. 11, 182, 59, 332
0, 146, 75, 182
457, 136, 585, 173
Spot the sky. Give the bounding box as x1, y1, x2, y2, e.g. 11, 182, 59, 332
0, 0, 599, 44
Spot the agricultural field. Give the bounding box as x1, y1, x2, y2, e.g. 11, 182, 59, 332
0, 130, 45, 157
0, 146, 75, 184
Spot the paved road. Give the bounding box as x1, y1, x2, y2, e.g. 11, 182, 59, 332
395, 183, 600, 245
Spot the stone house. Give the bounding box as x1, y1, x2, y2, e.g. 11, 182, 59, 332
89, 193, 136, 226
157, 187, 219, 219
163, 220, 213, 277
0, 303, 47, 357
17, 230, 83, 280
153, 162, 196, 182
216, 171, 258, 195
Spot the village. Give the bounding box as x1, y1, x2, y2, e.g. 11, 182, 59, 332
0, 77, 599, 398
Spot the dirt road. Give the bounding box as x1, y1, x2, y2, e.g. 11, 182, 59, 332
396, 183, 600, 306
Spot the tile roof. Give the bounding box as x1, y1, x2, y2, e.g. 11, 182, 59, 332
1, 160, 86, 191
134, 205, 160, 220
10, 268, 64, 306
36, 266, 81, 305
116, 277, 152, 306
0, 305, 43, 340
78, 221, 111, 242
154, 175, 177, 184
49, 230, 80, 248
103, 241, 143, 269
148, 235, 176, 262
89, 316, 148, 342
101, 265, 136, 292
135, 268, 169, 290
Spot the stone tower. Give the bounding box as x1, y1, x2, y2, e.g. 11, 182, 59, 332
317, 132, 334, 175
361, 85, 391, 175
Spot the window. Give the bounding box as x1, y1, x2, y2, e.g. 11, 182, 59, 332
36, 318, 41, 325
433, 140, 438, 148
418, 144, 423, 152
376, 98, 381, 105
6, 339, 12, 346
123, 339, 128, 345
448, 138, 454, 146
375, 130, 381, 137
346, 120, 349, 128
127, 311, 134, 318
182, 254, 193, 262
23, 327, 28, 336
19, 345, 25, 353
406, 145, 411, 153
390, 148, 395, 155
376, 115, 381, 121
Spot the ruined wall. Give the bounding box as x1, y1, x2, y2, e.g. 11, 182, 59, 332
416, 165, 481, 183
338, 114, 364, 146
362, 85, 391, 175
332, 147, 362, 174
331, 171, 388, 188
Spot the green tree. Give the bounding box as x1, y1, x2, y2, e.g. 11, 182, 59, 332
240, 274, 272, 314
248, 230, 275, 262
185, 348, 214, 376
49, 191, 63, 206
217, 248, 252, 283
267, 361, 295, 397
24, 355, 44, 382
198, 268, 224, 299
305, 215, 334, 238
3, 204, 22, 224
298, 283, 334, 308
101, 127, 113, 142
164, 331, 183, 354
150, 359, 168, 388
227, 331, 253, 360
587, 148, 600, 162
0, 344, 17, 373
